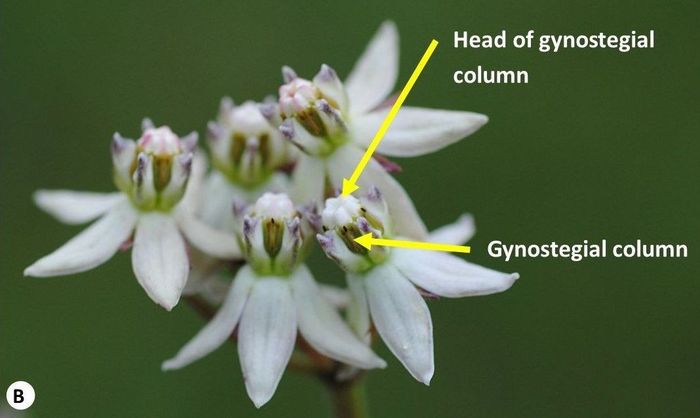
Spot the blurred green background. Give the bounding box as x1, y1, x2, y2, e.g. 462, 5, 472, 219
2, 0, 698, 417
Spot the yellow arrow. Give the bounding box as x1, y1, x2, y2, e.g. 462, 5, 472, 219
354, 233, 471, 253
341, 39, 439, 196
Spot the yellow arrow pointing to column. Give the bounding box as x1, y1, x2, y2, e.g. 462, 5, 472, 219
341, 39, 439, 196
354, 233, 471, 253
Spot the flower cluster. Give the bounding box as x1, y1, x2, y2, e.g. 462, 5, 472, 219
25, 21, 518, 407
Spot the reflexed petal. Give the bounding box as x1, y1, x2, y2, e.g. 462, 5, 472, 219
345, 21, 399, 115
428, 214, 475, 245
346, 274, 371, 344
33, 190, 124, 225
197, 172, 290, 231
290, 155, 325, 205
318, 284, 351, 309
182, 248, 227, 304
132, 213, 189, 310
352, 107, 488, 157
175, 208, 240, 259
365, 263, 434, 385
24, 198, 137, 277
328, 145, 428, 239
291, 265, 385, 369
197, 172, 238, 230
162, 266, 256, 370
393, 249, 519, 298
238, 278, 296, 408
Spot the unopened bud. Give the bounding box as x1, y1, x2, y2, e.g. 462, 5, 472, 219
208, 100, 289, 188
317, 189, 391, 272
276, 65, 349, 156
236, 193, 305, 275
112, 122, 196, 211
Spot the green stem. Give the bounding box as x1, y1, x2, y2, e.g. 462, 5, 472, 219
323, 377, 369, 418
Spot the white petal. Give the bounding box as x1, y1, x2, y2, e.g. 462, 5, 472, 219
175, 207, 240, 259
238, 278, 297, 408
290, 265, 385, 369
393, 249, 519, 298
33, 190, 124, 225
365, 263, 434, 385
428, 214, 475, 245
24, 198, 137, 277
162, 266, 256, 370
290, 155, 325, 206
329, 145, 428, 239
352, 107, 488, 157
132, 213, 189, 310
345, 21, 399, 115
196, 172, 238, 231
346, 274, 371, 344
318, 284, 351, 309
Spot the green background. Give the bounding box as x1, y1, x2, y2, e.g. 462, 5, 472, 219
1, 0, 698, 417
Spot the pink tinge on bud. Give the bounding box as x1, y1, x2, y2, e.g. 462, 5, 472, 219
138, 126, 182, 156
279, 79, 319, 116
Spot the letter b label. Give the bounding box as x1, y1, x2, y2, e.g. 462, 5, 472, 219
14, 389, 24, 403
6, 381, 35, 410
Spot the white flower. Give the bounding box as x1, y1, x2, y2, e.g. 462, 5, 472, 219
267, 21, 488, 239
163, 193, 385, 408
24, 120, 240, 311
317, 193, 519, 384
197, 98, 293, 231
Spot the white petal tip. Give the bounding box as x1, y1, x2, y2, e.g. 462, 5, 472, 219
419, 370, 434, 386
32, 190, 47, 205
154, 297, 179, 311
161, 303, 176, 312
23, 263, 50, 277
358, 356, 388, 370
249, 392, 273, 409
379, 20, 398, 34
458, 213, 475, 223
161, 360, 178, 371
510, 273, 520, 281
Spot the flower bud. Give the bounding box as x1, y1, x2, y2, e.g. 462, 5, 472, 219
111, 121, 197, 211
275, 65, 349, 156
316, 188, 391, 272
236, 193, 305, 275
207, 99, 289, 188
